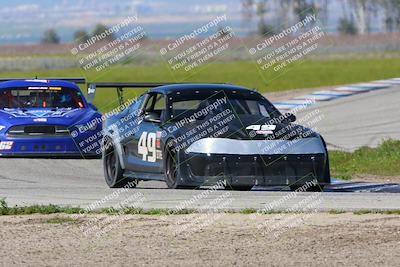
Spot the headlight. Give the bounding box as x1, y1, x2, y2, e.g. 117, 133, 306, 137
0, 125, 5, 132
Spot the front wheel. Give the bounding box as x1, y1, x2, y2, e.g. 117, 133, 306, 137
165, 148, 180, 189
164, 148, 196, 189
103, 142, 132, 188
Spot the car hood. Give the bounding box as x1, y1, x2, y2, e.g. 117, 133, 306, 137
0, 108, 93, 126
172, 114, 318, 141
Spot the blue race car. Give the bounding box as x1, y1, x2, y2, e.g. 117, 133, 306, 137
0, 78, 102, 157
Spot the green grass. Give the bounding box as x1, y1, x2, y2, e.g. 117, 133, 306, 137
330, 140, 400, 180
0, 200, 84, 215
0, 199, 197, 216
353, 210, 400, 215
328, 209, 346, 214
1, 199, 400, 216
1, 57, 399, 112
239, 208, 258, 214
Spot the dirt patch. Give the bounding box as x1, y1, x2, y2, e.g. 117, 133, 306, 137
0, 213, 399, 266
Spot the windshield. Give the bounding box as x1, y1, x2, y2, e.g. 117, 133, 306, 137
0, 87, 85, 109
171, 92, 280, 121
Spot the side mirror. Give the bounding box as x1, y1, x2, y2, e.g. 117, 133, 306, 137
87, 84, 96, 103
88, 103, 98, 111
284, 113, 296, 122
144, 112, 161, 123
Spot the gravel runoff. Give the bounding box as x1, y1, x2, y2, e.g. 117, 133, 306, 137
0, 213, 399, 266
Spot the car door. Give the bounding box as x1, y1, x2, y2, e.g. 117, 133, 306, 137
125, 93, 165, 173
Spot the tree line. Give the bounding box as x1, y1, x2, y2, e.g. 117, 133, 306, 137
241, 0, 400, 35
41, 0, 400, 44
41, 24, 115, 44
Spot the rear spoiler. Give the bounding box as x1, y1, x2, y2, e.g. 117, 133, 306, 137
0, 77, 86, 84
88, 82, 188, 105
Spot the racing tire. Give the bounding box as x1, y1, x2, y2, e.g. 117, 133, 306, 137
103, 142, 132, 188
165, 147, 180, 189
164, 147, 196, 189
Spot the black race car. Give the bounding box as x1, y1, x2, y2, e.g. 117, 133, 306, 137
94, 83, 330, 191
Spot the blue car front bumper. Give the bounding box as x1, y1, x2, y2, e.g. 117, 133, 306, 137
0, 136, 101, 158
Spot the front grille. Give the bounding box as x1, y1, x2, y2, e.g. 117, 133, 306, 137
25, 125, 55, 134
188, 154, 325, 179
7, 125, 70, 138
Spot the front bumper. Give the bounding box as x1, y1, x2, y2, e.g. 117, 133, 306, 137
179, 153, 329, 187
178, 137, 330, 187
0, 136, 101, 158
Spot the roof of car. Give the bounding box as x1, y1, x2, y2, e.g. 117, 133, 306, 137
0, 79, 81, 90
150, 83, 257, 94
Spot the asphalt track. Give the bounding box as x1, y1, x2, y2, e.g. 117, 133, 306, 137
0, 86, 399, 211
1, 157, 399, 211
293, 84, 400, 151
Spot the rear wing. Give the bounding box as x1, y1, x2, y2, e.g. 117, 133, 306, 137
88, 82, 187, 105
0, 77, 86, 84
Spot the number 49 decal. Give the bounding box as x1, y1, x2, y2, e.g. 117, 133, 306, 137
138, 131, 157, 162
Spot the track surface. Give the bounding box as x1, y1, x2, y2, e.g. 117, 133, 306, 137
1, 86, 399, 211
296, 85, 400, 151
1, 158, 399, 211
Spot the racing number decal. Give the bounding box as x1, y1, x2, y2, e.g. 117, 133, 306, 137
138, 132, 157, 162
0, 141, 13, 150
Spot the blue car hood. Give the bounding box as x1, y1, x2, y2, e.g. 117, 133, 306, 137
0, 108, 93, 126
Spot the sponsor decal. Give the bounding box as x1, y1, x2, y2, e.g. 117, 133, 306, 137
156, 131, 162, 149
25, 79, 49, 83
28, 110, 50, 117
28, 87, 49, 90
1, 108, 74, 118
33, 118, 47, 122
0, 141, 13, 150
156, 150, 163, 160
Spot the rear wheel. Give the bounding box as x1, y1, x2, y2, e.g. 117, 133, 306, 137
103, 142, 133, 188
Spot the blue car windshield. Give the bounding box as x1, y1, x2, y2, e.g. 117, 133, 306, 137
0, 87, 85, 109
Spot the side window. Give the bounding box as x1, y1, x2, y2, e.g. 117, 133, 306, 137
129, 95, 145, 115
259, 103, 271, 118
154, 94, 166, 111
144, 94, 156, 112
143, 93, 166, 120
